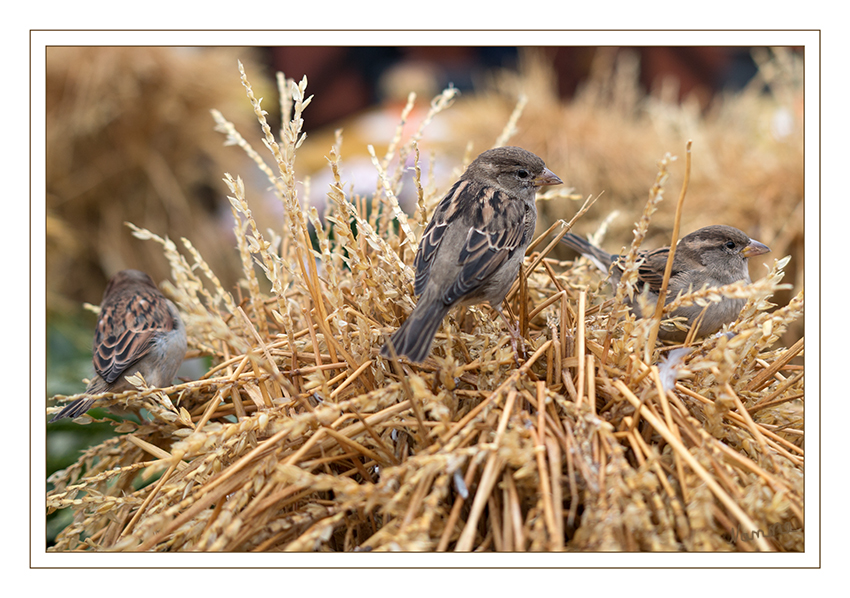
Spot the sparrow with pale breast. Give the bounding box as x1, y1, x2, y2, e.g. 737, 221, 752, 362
560, 224, 770, 341
382, 146, 563, 363
50, 269, 187, 421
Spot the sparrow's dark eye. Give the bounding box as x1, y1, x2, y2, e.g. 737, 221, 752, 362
725, 240, 736, 249
517, 169, 530, 179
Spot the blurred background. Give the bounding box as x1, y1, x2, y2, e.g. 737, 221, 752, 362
45, 45, 804, 541
46, 46, 803, 312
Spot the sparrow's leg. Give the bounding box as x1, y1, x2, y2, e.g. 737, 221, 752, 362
492, 303, 526, 364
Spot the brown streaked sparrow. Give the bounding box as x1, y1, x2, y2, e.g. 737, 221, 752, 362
50, 269, 187, 421
561, 224, 770, 341
382, 146, 562, 363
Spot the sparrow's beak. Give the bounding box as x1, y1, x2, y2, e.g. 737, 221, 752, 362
534, 167, 563, 187
741, 238, 770, 258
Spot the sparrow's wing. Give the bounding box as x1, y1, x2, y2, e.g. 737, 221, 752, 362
635, 245, 708, 297
440, 183, 526, 305
635, 247, 671, 293
92, 285, 176, 384
413, 213, 448, 296
413, 179, 469, 296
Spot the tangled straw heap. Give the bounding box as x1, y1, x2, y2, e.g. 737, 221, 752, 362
47, 61, 804, 552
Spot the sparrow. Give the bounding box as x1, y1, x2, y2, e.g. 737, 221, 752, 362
49, 269, 187, 421
560, 224, 770, 341
382, 146, 563, 363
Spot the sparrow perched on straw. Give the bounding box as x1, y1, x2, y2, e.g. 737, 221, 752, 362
560, 224, 770, 341
50, 269, 187, 422
382, 146, 563, 363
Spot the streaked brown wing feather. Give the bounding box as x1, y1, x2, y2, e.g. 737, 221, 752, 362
412, 180, 468, 296
636, 247, 672, 293
413, 219, 447, 296
93, 287, 175, 384
441, 189, 524, 305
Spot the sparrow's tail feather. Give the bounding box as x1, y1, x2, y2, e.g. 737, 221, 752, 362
49, 375, 109, 422
381, 301, 450, 364
49, 397, 96, 423
560, 233, 614, 273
